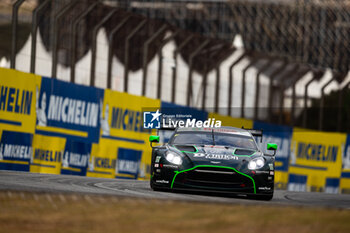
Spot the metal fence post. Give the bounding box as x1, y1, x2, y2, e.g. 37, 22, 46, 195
254, 59, 274, 121
172, 35, 194, 103
241, 58, 258, 118
52, 0, 81, 79
201, 69, 208, 111
290, 67, 309, 127
70, 1, 100, 83
107, 15, 131, 89
337, 80, 350, 131
124, 19, 147, 92
278, 64, 299, 125
30, 0, 51, 74
212, 48, 235, 113
228, 52, 246, 116
215, 66, 220, 113
157, 29, 181, 99
302, 70, 324, 128
11, 0, 26, 69
142, 24, 168, 96
319, 75, 337, 131
187, 40, 210, 106
90, 8, 118, 87
268, 60, 288, 122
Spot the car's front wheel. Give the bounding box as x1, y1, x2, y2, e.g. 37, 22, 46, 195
150, 178, 162, 191
248, 193, 273, 201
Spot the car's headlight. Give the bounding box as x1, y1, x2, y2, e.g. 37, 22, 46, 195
248, 157, 265, 170
165, 152, 182, 165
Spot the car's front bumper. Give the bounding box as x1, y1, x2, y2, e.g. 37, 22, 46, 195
151, 165, 274, 195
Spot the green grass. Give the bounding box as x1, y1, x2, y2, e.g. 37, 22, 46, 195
0, 191, 349, 233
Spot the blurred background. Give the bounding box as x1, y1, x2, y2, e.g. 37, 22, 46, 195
1, 0, 350, 132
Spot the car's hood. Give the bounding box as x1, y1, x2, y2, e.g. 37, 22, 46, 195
170, 144, 260, 167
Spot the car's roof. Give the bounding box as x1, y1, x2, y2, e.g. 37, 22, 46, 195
176, 126, 252, 137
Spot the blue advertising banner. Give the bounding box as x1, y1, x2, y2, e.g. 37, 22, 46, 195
342, 135, 350, 177
253, 121, 293, 172
35, 77, 104, 143
288, 174, 307, 192
61, 140, 91, 176
116, 147, 142, 179
325, 178, 340, 194
0, 130, 32, 171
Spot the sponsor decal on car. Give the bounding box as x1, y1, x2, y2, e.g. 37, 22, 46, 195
268, 163, 274, 170
255, 171, 269, 174
154, 164, 159, 168
270, 171, 274, 175
193, 153, 238, 160
162, 164, 178, 169
155, 156, 161, 163
258, 187, 271, 190
155, 180, 169, 184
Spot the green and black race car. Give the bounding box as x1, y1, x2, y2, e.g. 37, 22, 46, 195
149, 126, 277, 200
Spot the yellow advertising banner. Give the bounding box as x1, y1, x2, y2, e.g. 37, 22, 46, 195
289, 129, 346, 192
208, 113, 253, 128
87, 90, 160, 179
30, 134, 66, 174
275, 171, 289, 190
0, 68, 40, 134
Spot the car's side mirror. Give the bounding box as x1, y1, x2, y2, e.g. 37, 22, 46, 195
267, 143, 277, 156
149, 135, 159, 148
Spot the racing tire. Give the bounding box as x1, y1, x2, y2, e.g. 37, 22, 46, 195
248, 194, 273, 201
256, 194, 273, 201
150, 179, 161, 191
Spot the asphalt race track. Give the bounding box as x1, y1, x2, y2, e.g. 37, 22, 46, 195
0, 170, 349, 209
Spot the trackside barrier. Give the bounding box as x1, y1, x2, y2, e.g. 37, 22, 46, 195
0, 68, 159, 179
341, 135, 350, 194
253, 121, 292, 190
0, 67, 350, 193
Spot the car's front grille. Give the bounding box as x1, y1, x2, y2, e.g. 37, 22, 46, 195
174, 167, 254, 191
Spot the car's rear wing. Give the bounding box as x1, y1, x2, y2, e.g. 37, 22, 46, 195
242, 127, 263, 142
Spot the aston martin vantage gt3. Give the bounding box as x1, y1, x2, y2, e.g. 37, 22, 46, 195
149, 127, 277, 200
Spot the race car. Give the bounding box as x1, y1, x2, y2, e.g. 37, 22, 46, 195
149, 126, 277, 200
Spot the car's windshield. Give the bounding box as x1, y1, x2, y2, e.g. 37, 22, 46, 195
170, 132, 257, 150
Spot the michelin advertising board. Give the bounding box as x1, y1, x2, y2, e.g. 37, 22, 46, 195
0, 69, 39, 170
289, 129, 346, 193
31, 77, 103, 174
35, 77, 104, 143
87, 90, 160, 179
340, 135, 350, 193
